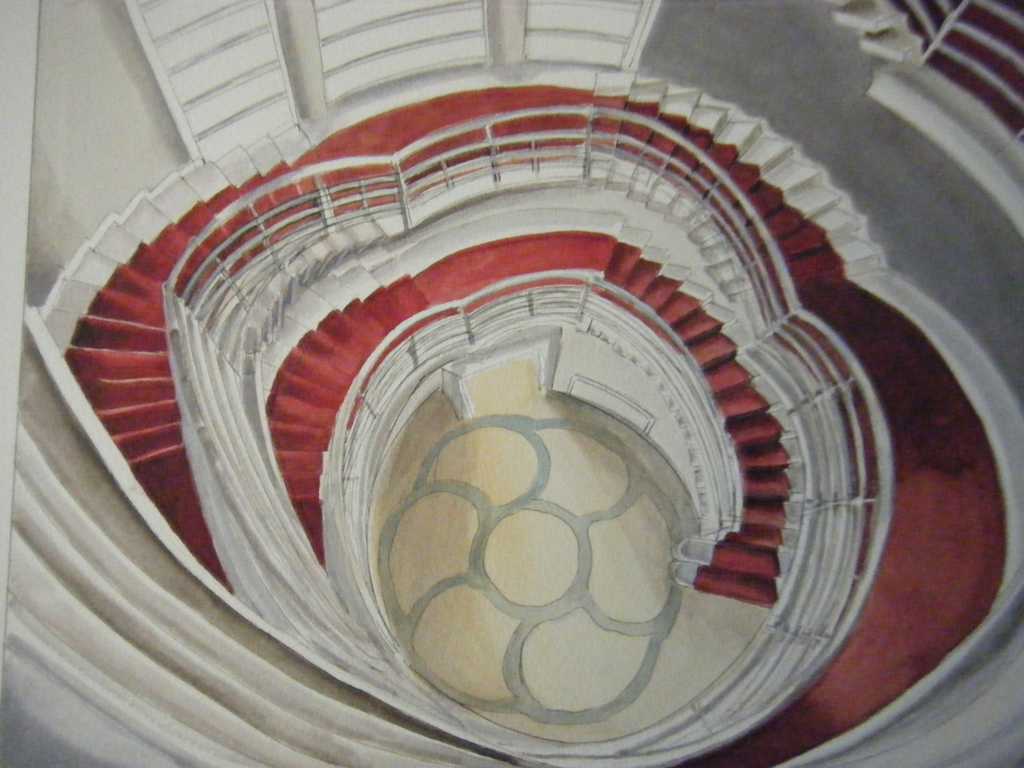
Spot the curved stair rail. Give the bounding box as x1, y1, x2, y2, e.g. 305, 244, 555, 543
30, 81, 893, 767
163, 101, 884, 593
317, 274, 886, 765
36, 81, 883, 609
169, 104, 813, 358
159, 108, 888, 764
831, 0, 1024, 137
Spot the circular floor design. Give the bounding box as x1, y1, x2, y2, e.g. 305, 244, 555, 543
371, 365, 769, 743
377, 407, 689, 727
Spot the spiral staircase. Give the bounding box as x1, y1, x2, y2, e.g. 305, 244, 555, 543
2, 1, 1023, 767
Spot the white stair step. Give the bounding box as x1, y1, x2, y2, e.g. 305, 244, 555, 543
860, 28, 922, 62
833, 235, 882, 265
626, 166, 656, 200
373, 211, 406, 238
643, 246, 669, 266
94, 223, 141, 264
153, 174, 202, 220
786, 186, 840, 217
659, 262, 690, 282
700, 239, 734, 263
344, 219, 388, 247
267, 315, 309, 365
53, 279, 100, 318
646, 180, 678, 211
629, 79, 668, 104
666, 189, 702, 222
593, 71, 635, 98
764, 159, 820, 194
741, 136, 793, 170
286, 287, 333, 328
689, 218, 721, 245
70, 249, 120, 287
273, 124, 312, 164
314, 267, 380, 307
814, 206, 860, 236
833, 1, 902, 33
675, 537, 716, 563
216, 145, 259, 186
704, 300, 735, 323
44, 308, 81, 350
184, 162, 232, 200
716, 120, 763, 154
368, 256, 405, 286
689, 106, 729, 135
247, 135, 285, 175
299, 237, 339, 271
686, 279, 716, 304
659, 88, 702, 121
123, 198, 171, 243
618, 226, 653, 248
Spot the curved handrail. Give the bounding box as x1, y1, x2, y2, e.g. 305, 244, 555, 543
158, 102, 888, 767
328, 271, 740, 532
310, 273, 882, 764
167, 105, 800, 327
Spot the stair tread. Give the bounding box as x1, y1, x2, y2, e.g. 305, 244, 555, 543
641, 275, 682, 310
690, 334, 737, 368
128, 441, 186, 466
741, 444, 791, 470
694, 565, 778, 606
605, 244, 643, 286
624, 259, 661, 297
745, 472, 791, 500
97, 399, 180, 435
72, 315, 168, 352
719, 386, 770, 418
728, 412, 784, 448
658, 291, 702, 325
711, 540, 781, 578
706, 360, 751, 393
675, 310, 724, 343
743, 501, 788, 529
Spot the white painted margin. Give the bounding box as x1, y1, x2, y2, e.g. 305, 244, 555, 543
0, 0, 39, 701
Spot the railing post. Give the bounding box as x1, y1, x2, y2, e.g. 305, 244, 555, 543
576, 280, 591, 322
485, 124, 500, 184
922, 0, 972, 62
392, 161, 412, 232
583, 106, 594, 180
315, 176, 333, 228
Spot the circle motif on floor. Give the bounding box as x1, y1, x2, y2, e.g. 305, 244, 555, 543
378, 415, 684, 725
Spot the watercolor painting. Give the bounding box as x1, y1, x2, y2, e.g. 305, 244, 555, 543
1, 1, 1022, 766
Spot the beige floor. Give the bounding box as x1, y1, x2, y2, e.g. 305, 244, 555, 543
370, 358, 769, 743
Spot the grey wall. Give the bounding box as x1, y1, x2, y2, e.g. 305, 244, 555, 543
26, 0, 188, 306
642, 0, 1024, 402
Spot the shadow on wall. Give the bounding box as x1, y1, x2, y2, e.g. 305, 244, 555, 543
642, 0, 1024, 400
25, 0, 188, 305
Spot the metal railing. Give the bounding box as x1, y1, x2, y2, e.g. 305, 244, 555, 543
314, 274, 887, 764
167, 105, 801, 355
325, 273, 739, 543
160, 100, 890, 765
890, 0, 1024, 136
